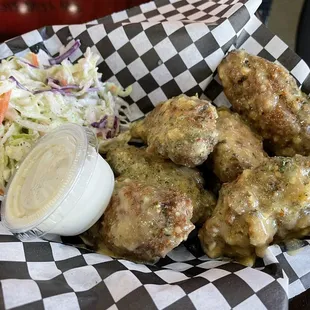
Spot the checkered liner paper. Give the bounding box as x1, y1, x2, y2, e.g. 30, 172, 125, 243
1, 0, 310, 309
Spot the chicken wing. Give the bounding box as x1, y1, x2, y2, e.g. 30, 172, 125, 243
199, 155, 310, 266
211, 108, 267, 183
106, 145, 216, 224
218, 50, 310, 156
130, 94, 218, 167
100, 178, 195, 263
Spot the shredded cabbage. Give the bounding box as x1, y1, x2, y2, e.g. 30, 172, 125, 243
0, 43, 132, 193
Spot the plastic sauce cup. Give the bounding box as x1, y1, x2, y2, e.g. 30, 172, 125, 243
2, 123, 114, 240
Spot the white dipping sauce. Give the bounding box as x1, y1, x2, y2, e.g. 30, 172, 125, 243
2, 124, 114, 239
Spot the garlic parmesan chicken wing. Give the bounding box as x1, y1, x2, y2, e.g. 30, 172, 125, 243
211, 108, 267, 183
218, 50, 310, 156
100, 178, 195, 263
199, 155, 310, 266
130, 95, 218, 167
106, 145, 216, 224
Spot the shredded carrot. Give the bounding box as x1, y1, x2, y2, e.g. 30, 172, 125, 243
0, 90, 12, 124
31, 53, 39, 67
60, 79, 68, 86
109, 85, 117, 92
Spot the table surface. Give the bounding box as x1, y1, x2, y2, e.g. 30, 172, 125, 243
290, 290, 310, 309
0, 0, 148, 42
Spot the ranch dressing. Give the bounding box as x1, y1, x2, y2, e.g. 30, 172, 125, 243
2, 124, 114, 239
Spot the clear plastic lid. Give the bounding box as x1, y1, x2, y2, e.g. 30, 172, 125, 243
2, 124, 98, 239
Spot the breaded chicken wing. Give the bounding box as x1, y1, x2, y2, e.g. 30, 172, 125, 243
130, 94, 218, 167
199, 155, 310, 266
218, 50, 310, 156
100, 178, 195, 263
211, 108, 267, 183
106, 145, 216, 224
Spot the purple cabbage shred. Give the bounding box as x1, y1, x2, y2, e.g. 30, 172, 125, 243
19, 59, 38, 68
34, 89, 67, 95
91, 115, 108, 129
48, 40, 81, 65
9, 76, 30, 92
106, 130, 112, 139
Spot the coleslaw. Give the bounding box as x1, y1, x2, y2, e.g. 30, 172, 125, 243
0, 40, 131, 195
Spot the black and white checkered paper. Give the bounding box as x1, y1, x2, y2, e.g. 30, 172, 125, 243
0, 0, 309, 309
